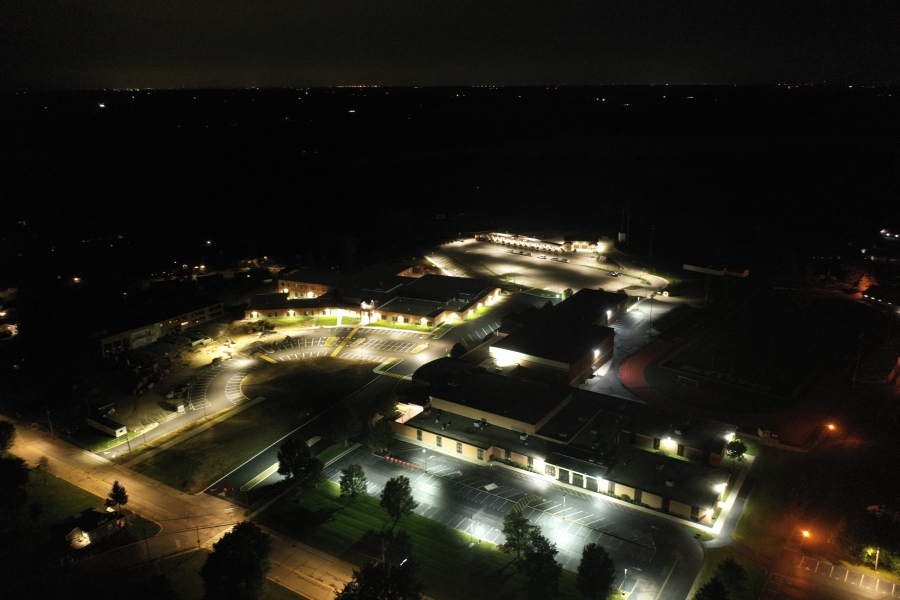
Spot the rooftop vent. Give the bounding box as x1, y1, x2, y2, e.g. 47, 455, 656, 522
674, 429, 682, 435
666, 479, 675, 487
656, 462, 665, 470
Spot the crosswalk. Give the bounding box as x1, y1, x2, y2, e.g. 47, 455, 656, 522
223, 363, 264, 404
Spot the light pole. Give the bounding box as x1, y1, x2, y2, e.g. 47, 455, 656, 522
648, 296, 654, 339
621, 567, 627, 591
563, 492, 567, 507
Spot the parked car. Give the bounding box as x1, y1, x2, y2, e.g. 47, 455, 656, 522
537, 254, 547, 259
610, 271, 621, 277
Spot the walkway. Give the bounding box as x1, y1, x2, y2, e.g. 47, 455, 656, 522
7, 418, 354, 600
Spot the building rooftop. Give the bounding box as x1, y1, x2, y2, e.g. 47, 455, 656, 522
377, 297, 451, 319
551, 289, 629, 324
571, 390, 736, 456
493, 320, 614, 365
246, 293, 339, 312
412, 357, 477, 386
430, 369, 571, 427
397, 274, 493, 304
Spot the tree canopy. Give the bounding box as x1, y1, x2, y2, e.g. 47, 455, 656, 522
715, 557, 746, 593
108, 480, 129, 509
575, 542, 616, 599
693, 576, 728, 600
335, 560, 424, 600
725, 439, 747, 469
0, 421, 16, 452
339, 463, 368, 503
448, 342, 467, 358
200, 521, 272, 600
523, 531, 562, 600
331, 406, 362, 447
380, 475, 419, 530
499, 509, 538, 560
277, 436, 323, 486
368, 419, 394, 453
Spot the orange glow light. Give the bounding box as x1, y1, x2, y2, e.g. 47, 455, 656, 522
802, 530, 810, 538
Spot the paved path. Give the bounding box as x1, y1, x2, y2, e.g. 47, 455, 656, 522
7, 417, 354, 599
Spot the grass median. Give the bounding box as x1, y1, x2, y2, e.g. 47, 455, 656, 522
259, 481, 588, 600
135, 358, 377, 493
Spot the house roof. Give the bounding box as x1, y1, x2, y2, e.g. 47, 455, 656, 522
246, 293, 335, 312
412, 357, 477, 386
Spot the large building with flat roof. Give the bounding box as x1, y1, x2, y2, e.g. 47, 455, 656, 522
392, 358, 734, 524
488, 289, 627, 386
249, 266, 500, 327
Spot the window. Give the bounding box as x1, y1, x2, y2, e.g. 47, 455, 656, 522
608, 481, 616, 495
392, 316, 398, 322
504, 448, 511, 460
456, 442, 463, 454
527, 456, 533, 468
653, 438, 660, 450
677, 444, 685, 457
634, 489, 642, 504
477, 449, 484, 460
545, 465, 556, 477
436, 436, 442, 448
416, 430, 422, 441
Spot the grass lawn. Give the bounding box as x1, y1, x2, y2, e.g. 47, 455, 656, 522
89, 549, 303, 600
316, 442, 352, 466
257, 316, 316, 326
63, 425, 147, 453
733, 449, 807, 560
316, 316, 339, 326
0, 469, 161, 587
136, 359, 377, 493
259, 482, 588, 600
341, 316, 362, 325
696, 546, 768, 600
432, 323, 454, 339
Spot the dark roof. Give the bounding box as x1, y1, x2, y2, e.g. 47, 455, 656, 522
493, 320, 614, 365
431, 369, 571, 426
412, 357, 477, 385
77, 506, 121, 532
551, 289, 628, 324
571, 390, 736, 456
246, 293, 335, 311
398, 274, 492, 303
279, 269, 345, 287
377, 297, 448, 318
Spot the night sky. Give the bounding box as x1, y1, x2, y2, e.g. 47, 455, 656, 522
3, 1, 899, 90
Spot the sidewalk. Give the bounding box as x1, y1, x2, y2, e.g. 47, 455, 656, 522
6, 416, 353, 599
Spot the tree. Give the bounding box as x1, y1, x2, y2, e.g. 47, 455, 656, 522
201, 521, 272, 600
339, 463, 368, 503
562, 288, 574, 300
108, 480, 129, 511
373, 392, 399, 418
368, 419, 394, 453
523, 531, 562, 600
725, 439, 747, 470
575, 542, 616, 599
278, 437, 322, 481
715, 557, 746, 594
448, 342, 467, 358
693, 576, 728, 600
28, 501, 42, 524
0, 457, 29, 526
381, 475, 418, 530
35, 455, 50, 484
335, 560, 424, 600
331, 406, 361, 447
0, 421, 16, 452
499, 509, 538, 561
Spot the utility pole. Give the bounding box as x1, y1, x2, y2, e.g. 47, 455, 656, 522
875, 547, 880, 573
46, 408, 55, 438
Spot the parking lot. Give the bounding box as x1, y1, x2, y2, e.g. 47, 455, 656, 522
325, 445, 673, 597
